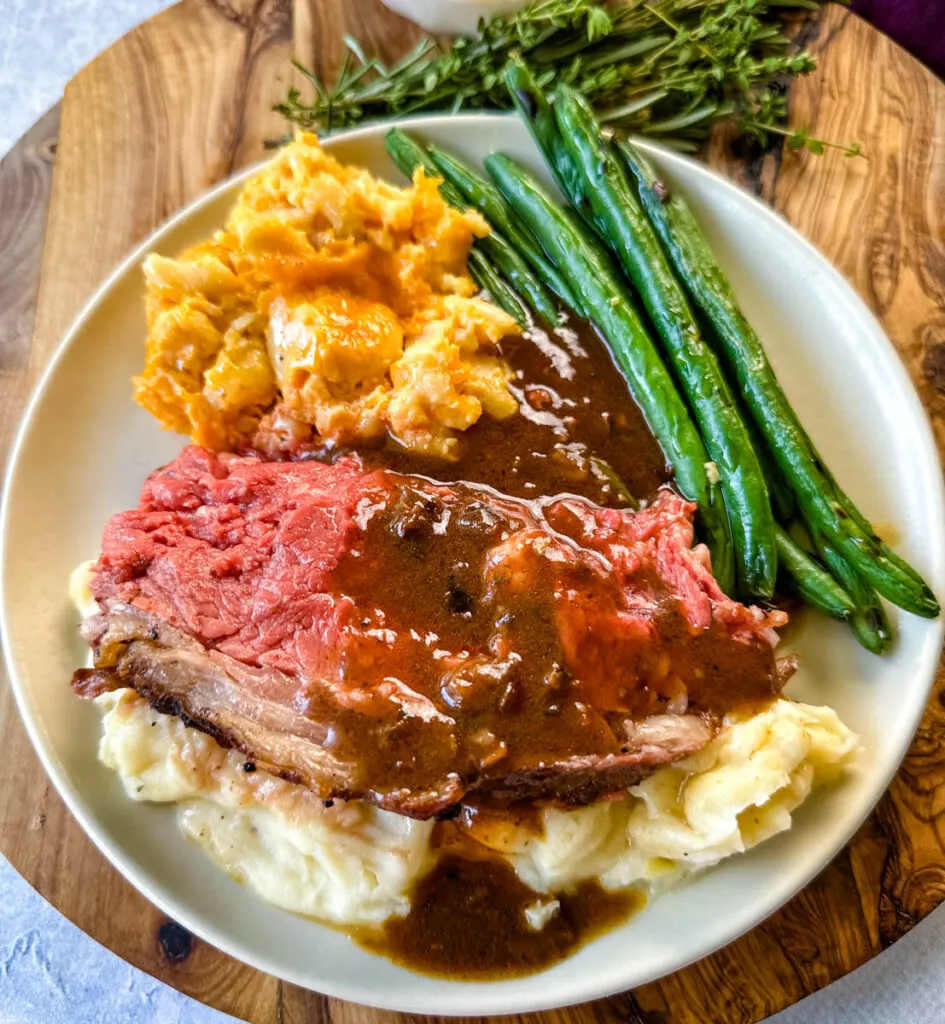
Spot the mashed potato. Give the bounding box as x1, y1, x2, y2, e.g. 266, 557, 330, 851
135, 133, 519, 457
94, 687, 857, 927
97, 688, 434, 926
500, 701, 858, 894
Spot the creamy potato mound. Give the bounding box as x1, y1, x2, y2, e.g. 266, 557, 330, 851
94, 689, 857, 927
135, 132, 519, 457
97, 689, 434, 926
500, 700, 858, 894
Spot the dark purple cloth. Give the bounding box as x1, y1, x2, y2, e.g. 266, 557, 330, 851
852, 0, 945, 77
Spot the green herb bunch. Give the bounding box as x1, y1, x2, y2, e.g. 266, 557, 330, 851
276, 0, 859, 155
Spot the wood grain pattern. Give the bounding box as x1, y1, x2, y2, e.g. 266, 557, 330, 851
1, 3, 944, 1022
0, 107, 58, 436
3, 3, 290, 1021
293, 0, 431, 79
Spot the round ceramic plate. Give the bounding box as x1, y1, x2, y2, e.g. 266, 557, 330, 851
2, 114, 944, 1015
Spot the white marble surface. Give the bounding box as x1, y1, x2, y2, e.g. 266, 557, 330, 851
1, 2, 944, 1022
0, 0, 169, 154
0, 856, 240, 1024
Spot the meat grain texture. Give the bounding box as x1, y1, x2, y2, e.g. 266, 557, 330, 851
78, 446, 790, 818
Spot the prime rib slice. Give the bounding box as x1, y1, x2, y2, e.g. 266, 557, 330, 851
74, 446, 789, 819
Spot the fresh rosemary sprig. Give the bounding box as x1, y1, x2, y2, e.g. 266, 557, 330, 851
276, 0, 859, 155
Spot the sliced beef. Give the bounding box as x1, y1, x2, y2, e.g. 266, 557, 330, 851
74, 445, 789, 819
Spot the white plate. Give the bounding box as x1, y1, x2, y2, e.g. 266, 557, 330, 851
2, 114, 944, 1016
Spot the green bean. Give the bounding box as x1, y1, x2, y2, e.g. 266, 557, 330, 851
775, 527, 855, 621
467, 249, 529, 327
813, 532, 892, 654
504, 58, 586, 216
479, 233, 560, 325
589, 456, 638, 509
385, 128, 559, 325
385, 126, 464, 203
428, 145, 580, 313
503, 58, 602, 318
486, 151, 735, 594
701, 315, 795, 522
553, 86, 777, 598
822, 464, 929, 591
619, 138, 939, 619
743, 407, 796, 522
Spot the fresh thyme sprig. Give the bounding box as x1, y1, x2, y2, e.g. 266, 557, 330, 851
276, 0, 861, 156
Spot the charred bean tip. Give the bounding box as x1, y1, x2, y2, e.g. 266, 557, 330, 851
514, 88, 537, 118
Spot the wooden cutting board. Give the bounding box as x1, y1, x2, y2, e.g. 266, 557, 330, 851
2, 2, 944, 1021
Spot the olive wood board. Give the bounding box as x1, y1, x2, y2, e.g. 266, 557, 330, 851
1, 2, 944, 1022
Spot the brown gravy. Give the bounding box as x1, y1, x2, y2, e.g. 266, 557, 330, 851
312, 474, 780, 803
283, 317, 769, 976
329, 316, 671, 507
359, 853, 643, 980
